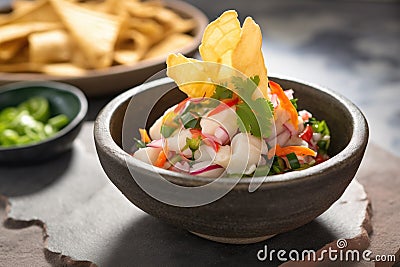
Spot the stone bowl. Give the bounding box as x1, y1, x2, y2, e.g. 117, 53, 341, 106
94, 76, 369, 244
0, 81, 87, 164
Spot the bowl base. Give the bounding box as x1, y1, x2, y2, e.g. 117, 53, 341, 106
190, 231, 276, 244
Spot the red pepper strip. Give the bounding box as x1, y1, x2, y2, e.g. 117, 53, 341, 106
208, 97, 239, 117
299, 125, 313, 143
315, 153, 328, 164
174, 98, 190, 113
269, 81, 299, 130
190, 128, 204, 139
275, 144, 317, 157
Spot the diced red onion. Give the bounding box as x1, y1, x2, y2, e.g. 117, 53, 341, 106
283, 122, 297, 137
190, 164, 223, 175
284, 89, 294, 100
189, 97, 206, 104
174, 161, 190, 172
276, 130, 291, 147
214, 126, 229, 145
146, 139, 164, 148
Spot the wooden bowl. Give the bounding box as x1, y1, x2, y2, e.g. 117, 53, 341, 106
0, 0, 208, 97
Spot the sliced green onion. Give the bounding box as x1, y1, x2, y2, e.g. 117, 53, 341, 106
160, 124, 176, 138
133, 138, 146, 149
286, 152, 300, 169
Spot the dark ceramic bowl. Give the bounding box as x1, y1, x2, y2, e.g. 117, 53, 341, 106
0, 0, 208, 97
0, 81, 87, 164
94, 76, 368, 244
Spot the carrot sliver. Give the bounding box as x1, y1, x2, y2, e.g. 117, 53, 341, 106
154, 150, 168, 168
139, 128, 151, 143
269, 81, 298, 130
275, 144, 317, 157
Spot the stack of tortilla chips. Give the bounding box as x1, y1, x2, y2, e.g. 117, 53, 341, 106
0, 0, 196, 76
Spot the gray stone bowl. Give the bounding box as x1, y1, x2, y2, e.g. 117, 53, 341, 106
94, 76, 368, 244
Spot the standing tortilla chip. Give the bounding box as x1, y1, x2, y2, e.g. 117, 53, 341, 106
166, 53, 218, 98
199, 10, 241, 65
232, 17, 268, 97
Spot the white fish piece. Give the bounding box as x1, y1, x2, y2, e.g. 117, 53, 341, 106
276, 130, 291, 147
133, 147, 162, 165
214, 145, 231, 168
201, 107, 238, 139
166, 128, 192, 157
194, 144, 216, 162
226, 133, 266, 175
274, 107, 290, 136
297, 116, 305, 133
286, 135, 306, 146
149, 104, 177, 140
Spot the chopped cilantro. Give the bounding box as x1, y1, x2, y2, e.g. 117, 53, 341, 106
212, 84, 233, 100
290, 98, 298, 110
233, 76, 274, 138
307, 117, 331, 152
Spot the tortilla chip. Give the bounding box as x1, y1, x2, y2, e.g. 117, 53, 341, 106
0, 38, 26, 61
127, 17, 164, 45
154, 8, 195, 34
0, 62, 39, 72
114, 30, 149, 65
166, 53, 217, 98
1, 0, 60, 26
40, 63, 87, 76
0, 22, 61, 43
199, 10, 241, 65
50, 0, 122, 68
124, 1, 161, 19
145, 33, 193, 59
29, 29, 72, 63
231, 17, 268, 97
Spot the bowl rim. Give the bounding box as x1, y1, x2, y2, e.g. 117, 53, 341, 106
0, 80, 88, 151
0, 0, 209, 81
94, 75, 369, 186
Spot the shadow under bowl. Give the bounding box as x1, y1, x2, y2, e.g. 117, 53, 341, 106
94, 76, 368, 244
0, 81, 87, 164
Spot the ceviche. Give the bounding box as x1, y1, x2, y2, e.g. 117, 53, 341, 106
132, 10, 330, 177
